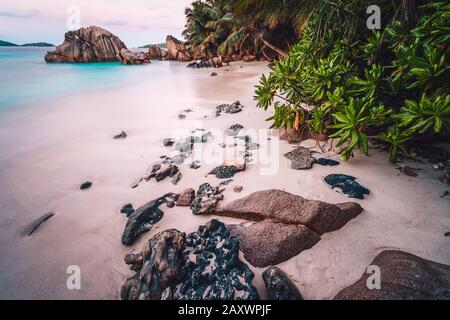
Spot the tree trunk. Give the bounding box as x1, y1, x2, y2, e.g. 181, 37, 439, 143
255, 32, 287, 58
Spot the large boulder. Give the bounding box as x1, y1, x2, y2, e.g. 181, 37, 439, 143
227, 221, 320, 267
335, 250, 450, 300
119, 49, 151, 65
121, 220, 259, 300
147, 45, 168, 60
262, 266, 303, 300
166, 35, 192, 62
45, 26, 126, 63
217, 190, 363, 267
215, 190, 363, 235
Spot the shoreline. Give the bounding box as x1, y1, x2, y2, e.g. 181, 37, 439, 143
0, 60, 449, 299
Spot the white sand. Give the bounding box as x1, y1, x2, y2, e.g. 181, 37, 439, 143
0, 61, 448, 300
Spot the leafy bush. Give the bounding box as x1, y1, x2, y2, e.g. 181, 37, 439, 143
255, 1, 450, 162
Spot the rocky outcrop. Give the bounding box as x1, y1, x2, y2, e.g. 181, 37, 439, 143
262, 266, 303, 300
216, 190, 363, 267
119, 49, 151, 65
121, 220, 259, 300
147, 45, 168, 60
335, 250, 450, 300
166, 35, 192, 62
45, 26, 126, 63
121, 193, 178, 245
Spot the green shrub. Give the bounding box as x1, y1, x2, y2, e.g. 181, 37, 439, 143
254, 1, 450, 162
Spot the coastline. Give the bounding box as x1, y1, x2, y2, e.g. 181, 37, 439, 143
0, 60, 449, 299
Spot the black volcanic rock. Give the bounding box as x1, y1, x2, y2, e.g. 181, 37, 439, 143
121, 219, 259, 300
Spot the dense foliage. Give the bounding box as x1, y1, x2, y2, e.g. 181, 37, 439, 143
182, 0, 305, 59
254, 1, 450, 162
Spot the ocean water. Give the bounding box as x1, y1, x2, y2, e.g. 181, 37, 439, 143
0, 46, 180, 109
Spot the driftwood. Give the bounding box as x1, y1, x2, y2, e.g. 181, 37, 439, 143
24, 212, 55, 236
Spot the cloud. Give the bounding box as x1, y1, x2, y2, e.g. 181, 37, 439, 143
103, 19, 128, 26
0, 8, 39, 18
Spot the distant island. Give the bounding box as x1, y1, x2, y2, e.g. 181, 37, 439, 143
138, 43, 167, 49
0, 40, 55, 47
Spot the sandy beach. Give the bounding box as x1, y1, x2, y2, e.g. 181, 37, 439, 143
0, 60, 449, 300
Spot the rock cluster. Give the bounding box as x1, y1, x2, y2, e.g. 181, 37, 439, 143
121, 219, 259, 300
45, 26, 126, 63
215, 101, 244, 116
187, 56, 223, 69
119, 49, 151, 65
215, 190, 363, 267
335, 250, 450, 300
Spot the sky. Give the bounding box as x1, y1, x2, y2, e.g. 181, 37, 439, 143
0, 0, 193, 47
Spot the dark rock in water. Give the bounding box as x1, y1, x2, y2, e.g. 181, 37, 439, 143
314, 158, 340, 166
208, 165, 243, 179
80, 181, 92, 190
121, 193, 178, 245
215, 101, 243, 116
335, 250, 450, 300
120, 203, 135, 217
284, 146, 316, 170
113, 131, 127, 139
263, 266, 303, 300
189, 160, 201, 169
176, 188, 195, 206
216, 190, 363, 267
121, 219, 259, 300
324, 174, 369, 199
25, 212, 55, 236
227, 124, 244, 136
190, 183, 224, 215
171, 172, 182, 185
228, 221, 320, 267
163, 138, 175, 147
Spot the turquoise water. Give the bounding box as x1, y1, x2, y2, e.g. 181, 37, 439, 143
0, 47, 157, 109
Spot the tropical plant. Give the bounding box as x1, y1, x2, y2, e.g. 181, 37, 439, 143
253, 0, 450, 162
